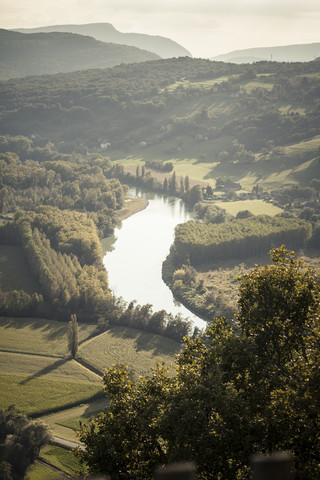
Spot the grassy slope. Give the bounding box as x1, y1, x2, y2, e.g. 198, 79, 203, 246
78, 325, 181, 379
0, 317, 180, 418
0, 317, 98, 356
107, 71, 320, 191
25, 445, 81, 480
0, 373, 102, 416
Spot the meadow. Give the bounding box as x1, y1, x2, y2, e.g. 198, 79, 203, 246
77, 325, 182, 378
0, 317, 180, 421
25, 445, 82, 480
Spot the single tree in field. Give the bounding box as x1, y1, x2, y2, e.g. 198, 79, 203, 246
68, 313, 78, 359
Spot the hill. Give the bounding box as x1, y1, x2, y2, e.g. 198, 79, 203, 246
14, 22, 192, 59
0, 29, 160, 80
212, 42, 320, 64
0, 57, 319, 191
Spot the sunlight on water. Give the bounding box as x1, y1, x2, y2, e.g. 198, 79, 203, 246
102, 188, 207, 331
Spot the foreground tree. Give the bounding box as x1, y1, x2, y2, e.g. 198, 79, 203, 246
77, 247, 320, 479
0, 406, 51, 479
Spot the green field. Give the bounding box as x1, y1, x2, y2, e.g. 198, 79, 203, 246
26, 445, 81, 479
41, 399, 108, 442
0, 317, 98, 356
78, 325, 181, 379
0, 245, 41, 294
212, 199, 283, 216
0, 373, 102, 415
0, 317, 180, 420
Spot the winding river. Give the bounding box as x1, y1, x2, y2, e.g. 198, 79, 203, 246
102, 188, 207, 330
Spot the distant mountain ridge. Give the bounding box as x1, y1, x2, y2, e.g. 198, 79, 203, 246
0, 29, 160, 80
212, 42, 320, 64
15, 23, 192, 59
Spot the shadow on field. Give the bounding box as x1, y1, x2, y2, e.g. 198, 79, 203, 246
108, 327, 181, 356
19, 357, 68, 384
1, 317, 67, 340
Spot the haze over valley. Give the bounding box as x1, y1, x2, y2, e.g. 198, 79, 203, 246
0, 3, 320, 478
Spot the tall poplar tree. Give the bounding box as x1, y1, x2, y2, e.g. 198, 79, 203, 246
68, 313, 78, 359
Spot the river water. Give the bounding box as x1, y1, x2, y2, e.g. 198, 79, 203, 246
102, 188, 207, 331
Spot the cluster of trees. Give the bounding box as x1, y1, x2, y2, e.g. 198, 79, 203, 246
109, 163, 191, 198
98, 298, 192, 343
144, 160, 174, 172
166, 263, 234, 321
0, 290, 43, 317
173, 215, 312, 265
12, 207, 113, 321
0, 139, 126, 237
217, 140, 255, 165
76, 248, 320, 479
0, 406, 51, 480
193, 202, 234, 224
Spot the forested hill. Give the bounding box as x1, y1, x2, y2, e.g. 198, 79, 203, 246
1, 56, 319, 191
212, 42, 320, 64
15, 22, 192, 59
0, 29, 160, 80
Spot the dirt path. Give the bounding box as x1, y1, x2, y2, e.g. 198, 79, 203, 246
52, 436, 85, 451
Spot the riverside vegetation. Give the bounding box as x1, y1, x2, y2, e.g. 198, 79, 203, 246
0, 55, 319, 478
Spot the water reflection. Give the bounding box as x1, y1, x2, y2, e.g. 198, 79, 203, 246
102, 188, 207, 330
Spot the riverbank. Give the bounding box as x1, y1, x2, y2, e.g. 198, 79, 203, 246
115, 196, 149, 221
162, 252, 236, 322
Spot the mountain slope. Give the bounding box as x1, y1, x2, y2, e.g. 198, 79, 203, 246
212, 42, 320, 64
0, 57, 319, 190
15, 23, 192, 59
0, 29, 160, 80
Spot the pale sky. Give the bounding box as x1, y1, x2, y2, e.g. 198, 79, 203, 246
1, 0, 320, 57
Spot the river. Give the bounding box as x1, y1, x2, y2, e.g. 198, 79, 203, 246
102, 188, 207, 331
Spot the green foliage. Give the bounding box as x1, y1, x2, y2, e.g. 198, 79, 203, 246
12, 207, 113, 321
173, 215, 312, 265
0, 406, 51, 479
77, 248, 320, 479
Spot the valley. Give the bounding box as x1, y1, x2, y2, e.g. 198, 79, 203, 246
0, 49, 319, 479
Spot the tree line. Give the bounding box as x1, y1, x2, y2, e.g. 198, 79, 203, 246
173, 215, 312, 265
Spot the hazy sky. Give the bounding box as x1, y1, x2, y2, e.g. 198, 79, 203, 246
1, 0, 320, 57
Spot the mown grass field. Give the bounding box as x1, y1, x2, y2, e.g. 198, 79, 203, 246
41, 398, 108, 442
0, 317, 98, 356
0, 373, 102, 416
212, 199, 283, 216
26, 445, 81, 480
78, 325, 181, 379
0, 351, 101, 382
0, 317, 180, 420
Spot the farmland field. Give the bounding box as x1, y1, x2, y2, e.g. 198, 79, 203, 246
0, 317, 98, 356
212, 199, 283, 216
25, 445, 81, 480
78, 325, 181, 379
0, 373, 102, 415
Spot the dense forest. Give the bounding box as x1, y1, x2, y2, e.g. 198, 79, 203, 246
172, 215, 312, 265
